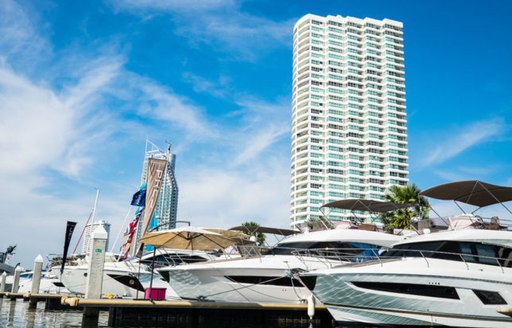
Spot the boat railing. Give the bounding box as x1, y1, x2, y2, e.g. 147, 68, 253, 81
292, 248, 382, 269
236, 245, 270, 259
381, 248, 510, 273
292, 247, 512, 273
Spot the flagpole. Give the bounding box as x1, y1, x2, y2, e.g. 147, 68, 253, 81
110, 206, 132, 253
91, 188, 100, 222
71, 188, 100, 256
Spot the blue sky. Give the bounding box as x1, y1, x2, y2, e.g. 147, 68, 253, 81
1, 0, 511, 266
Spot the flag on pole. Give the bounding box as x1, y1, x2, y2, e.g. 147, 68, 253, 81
130, 183, 147, 207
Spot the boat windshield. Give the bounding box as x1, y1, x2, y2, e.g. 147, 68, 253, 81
382, 241, 512, 267
140, 254, 209, 267
264, 241, 379, 256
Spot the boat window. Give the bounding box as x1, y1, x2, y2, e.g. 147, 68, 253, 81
140, 254, 208, 267
474, 243, 500, 266
383, 241, 443, 258
267, 241, 380, 256
473, 289, 507, 305
435, 241, 462, 261
352, 281, 459, 299
225, 275, 302, 287
384, 241, 512, 267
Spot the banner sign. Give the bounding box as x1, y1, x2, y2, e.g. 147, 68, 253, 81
60, 221, 77, 274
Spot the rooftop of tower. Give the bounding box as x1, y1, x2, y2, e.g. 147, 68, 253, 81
294, 13, 403, 31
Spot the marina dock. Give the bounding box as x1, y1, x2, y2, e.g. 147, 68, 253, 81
62, 297, 332, 327
1, 292, 333, 327
0, 292, 70, 309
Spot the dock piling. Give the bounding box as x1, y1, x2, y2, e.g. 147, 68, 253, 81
30, 255, 44, 295
83, 225, 108, 319
0, 272, 6, 292
11, 266, 22, 294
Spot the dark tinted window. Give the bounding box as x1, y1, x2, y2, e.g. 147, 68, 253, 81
267, 241, 378, 256
353, 281, 459, 299
383, 241, 512, 267
473, 290, 507, 305
383, 241, 443, 257
225, 276, 301, 287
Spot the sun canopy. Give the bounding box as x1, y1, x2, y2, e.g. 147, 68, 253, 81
321, 199, 411, 213
419, 180, 512, 207
139, 226, 240, 251
229, 226, 298, 236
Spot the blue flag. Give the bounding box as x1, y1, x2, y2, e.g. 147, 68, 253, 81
131, 183, 147, 207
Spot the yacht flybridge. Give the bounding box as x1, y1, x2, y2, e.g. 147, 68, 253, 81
299, 180, 512, 327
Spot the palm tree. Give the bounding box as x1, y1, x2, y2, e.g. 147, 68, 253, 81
381, 184, 429, 230
241, 221, 266, 246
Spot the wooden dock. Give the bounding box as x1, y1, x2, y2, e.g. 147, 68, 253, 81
62, 297, 333, 327
1, 292, 334, 327
0, 292, 71, 309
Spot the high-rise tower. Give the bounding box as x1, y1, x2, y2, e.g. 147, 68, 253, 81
82, 220, 111, 254
291, 14, 408, 226
139, 140, 179, 230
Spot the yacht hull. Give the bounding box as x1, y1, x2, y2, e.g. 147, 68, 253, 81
61, 265, 176, 298
164, 256, 318, 303
302, 259, 512, 327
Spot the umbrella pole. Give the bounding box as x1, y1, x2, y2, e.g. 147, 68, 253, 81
136, 252, 142, 299
148, 246, 156, 299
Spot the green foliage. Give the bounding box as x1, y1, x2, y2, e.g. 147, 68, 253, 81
380, 184, 429, 231
241, 221, 266, 246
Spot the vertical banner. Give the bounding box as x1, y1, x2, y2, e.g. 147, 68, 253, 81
60, 221, 77, 274
136, 158, 167, 255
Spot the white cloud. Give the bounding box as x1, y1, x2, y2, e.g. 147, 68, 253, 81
111, 0, 233, 13
0, 0, 50, 67
0, 55, 127, 179
422, 119, 506, 167
233, 125, 289, 166
133, 79, 218, 140
182, 72, 230, 98
178, 163, 291, 230
227, 97, 290, 166
110, 0, 294, 60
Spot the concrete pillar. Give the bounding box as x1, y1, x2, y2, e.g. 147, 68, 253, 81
30, 255, 44, 294
0, 271, 6, 292
85, 225, 107, 299
11, 266, 22, 293
83, 225, 107, 319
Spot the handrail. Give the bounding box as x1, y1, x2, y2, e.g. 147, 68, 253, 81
291, 247, 512, 273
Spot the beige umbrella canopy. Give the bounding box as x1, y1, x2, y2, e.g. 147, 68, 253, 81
205, 228, 254, 245
139, 226, 246, 251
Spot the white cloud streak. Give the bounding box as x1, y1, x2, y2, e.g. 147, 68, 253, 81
228, 97, 290, 167
133, 79, 218, 140
110, 0, 294, 60
0, 0, 50, 66
178, 162, 291, 229
422, 119, 506, 167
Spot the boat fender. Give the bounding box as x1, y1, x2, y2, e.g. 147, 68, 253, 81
307, 294, 315, 319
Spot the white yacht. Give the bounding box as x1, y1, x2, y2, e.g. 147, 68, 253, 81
160, 225, 402, 303
17, 269, 70, 294
300, 229, 512, 327
299, 180, 512, 327
60, 253, 177, 299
